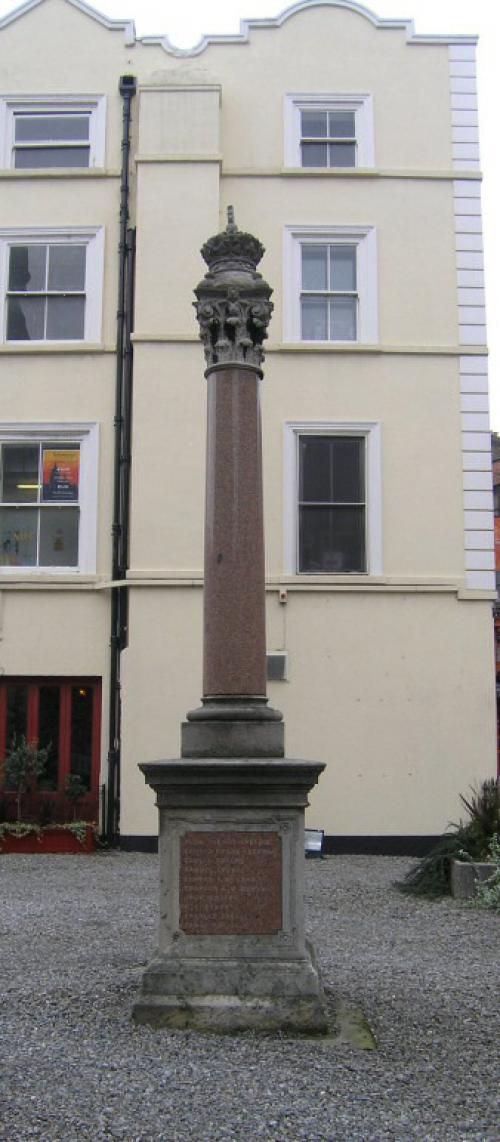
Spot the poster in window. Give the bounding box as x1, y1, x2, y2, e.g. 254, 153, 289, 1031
42, 448, 79, 502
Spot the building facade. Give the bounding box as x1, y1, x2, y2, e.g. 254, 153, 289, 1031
0, 0, 496, 849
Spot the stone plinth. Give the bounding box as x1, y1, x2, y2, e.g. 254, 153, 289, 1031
450, 859, 495, 900
132, 759, 328, 1034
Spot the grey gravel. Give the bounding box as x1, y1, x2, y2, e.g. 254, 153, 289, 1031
0, 852, 499, 1141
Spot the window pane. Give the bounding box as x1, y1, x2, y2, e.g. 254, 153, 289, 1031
70, 686, 94, 791
301, 111, 327, 137
15, 146, 90, 169
328, 111, 355, 138
39, 508, 79, 566
15, 114, 90, 142
332, 438, 364, 502
299, 437, 335, 503
7, 297, 45, 340
38, 686, 60, 790
302, 245, 327, 290
329, 143, 356, 168
330, 296, 357, 340
6, 685, 28, 747
330, 245, 356, 291
1, 444, 39, 503
299, 437, 364, 503
46, 297, 85, 340
301, 142, 328, 167
42, 447, 80, 503
8, 245, 46, 291
48, 246, 86, 291
299, 505, 365, 572
0, 507, 38, 566
301, 297, 327, 340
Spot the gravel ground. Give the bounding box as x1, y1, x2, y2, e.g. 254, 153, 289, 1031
0, 852, 499, 1142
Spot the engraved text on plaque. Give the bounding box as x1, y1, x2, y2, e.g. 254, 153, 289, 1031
179, 830, 282, 935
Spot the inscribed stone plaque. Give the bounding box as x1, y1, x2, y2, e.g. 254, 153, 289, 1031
179, 830, 282, 935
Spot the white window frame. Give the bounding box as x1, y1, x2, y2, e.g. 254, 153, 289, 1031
283, 421, 382, 576
284, 94, 374, 169
0, 422, 99, 574
0, 228, 104, 345
283, 225, 378, 344
0, 96, 106, 170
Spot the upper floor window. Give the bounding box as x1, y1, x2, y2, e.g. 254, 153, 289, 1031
0, 423, 98, 574
284, 94, 374, 169
301, 242, 357, 341
284, 421, 382, 576
298, 434, 366, 572
0, 97, 106, 170
0, 228, 104, 344
300, 109, 356, 169
283, 226, 378, 344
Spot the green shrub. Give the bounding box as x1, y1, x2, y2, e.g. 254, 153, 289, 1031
2, 735, 51, 821
65, 774, 87, 819
473, 834, 500, 912
399, 778, 500, 899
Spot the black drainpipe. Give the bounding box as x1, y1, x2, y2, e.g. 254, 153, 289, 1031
106, 74, 137, 845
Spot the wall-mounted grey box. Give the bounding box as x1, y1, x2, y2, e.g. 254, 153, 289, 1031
267, 652, 288, 681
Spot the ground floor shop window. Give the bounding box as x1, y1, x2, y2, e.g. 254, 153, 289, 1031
0, 677, 101, 819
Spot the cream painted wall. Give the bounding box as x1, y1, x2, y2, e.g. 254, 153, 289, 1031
134, 162, 220, 336
137, 88, 220, 157
0, 0, 454, 175
119, 587, 497, 837
194, 8, 453, 172
127, 345, 465, 581
0, 182, 120, 346
0, 589, 109, 674
0, 355, 115, 576
262, 352, 466, 579
129, 345, 205, 572
221, 177, 458, 346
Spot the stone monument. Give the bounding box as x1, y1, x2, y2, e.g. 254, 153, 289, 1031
132, 209, 328, 1033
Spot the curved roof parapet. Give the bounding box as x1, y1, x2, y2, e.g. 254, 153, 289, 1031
141, 0, 478, 56
0, 0, 136, 42
0, 0, 478, 53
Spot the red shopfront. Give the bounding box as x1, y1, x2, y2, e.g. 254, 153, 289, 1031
0, 677, 101, 822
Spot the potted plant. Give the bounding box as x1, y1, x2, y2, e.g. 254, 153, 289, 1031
0, 736, 96, 854
399, 777, 499, 900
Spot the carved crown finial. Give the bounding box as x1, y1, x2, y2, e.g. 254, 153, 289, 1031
194, 214, 273, 372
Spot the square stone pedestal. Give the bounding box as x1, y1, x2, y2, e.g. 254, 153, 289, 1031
132, 758, 328, 1034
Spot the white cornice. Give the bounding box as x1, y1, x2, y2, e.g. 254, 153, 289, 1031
0, 0, 135, 43
0, 0, 478, 55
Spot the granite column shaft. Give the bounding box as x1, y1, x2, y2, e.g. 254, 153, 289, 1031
203, 364, 266, 699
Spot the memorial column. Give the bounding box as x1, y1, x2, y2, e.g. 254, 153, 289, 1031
182, 207, 283, 759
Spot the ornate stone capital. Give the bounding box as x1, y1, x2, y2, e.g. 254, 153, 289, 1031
194, 208, 273, 371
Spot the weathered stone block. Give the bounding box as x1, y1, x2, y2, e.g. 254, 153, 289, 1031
450, 859, 495, 900
132, 758, 328, 1034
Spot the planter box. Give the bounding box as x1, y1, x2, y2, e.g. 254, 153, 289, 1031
0, 825, 95, 854
450, 859, 495, 900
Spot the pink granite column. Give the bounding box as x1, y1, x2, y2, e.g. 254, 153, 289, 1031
203, 365, 266, 698
182, 209, 283, 758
